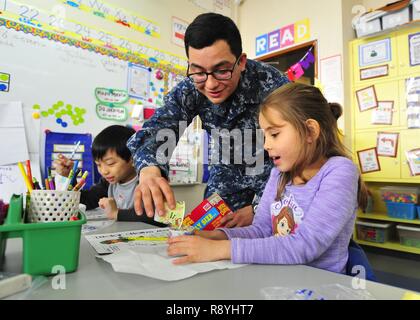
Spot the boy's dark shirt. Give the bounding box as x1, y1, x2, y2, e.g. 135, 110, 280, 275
80, 177, 165, 226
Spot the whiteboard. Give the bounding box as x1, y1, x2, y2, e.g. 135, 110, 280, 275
0, 25, 137, 154
0, 19, 201, 184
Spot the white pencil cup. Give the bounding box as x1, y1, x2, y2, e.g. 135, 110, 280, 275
28, 190, 81, 223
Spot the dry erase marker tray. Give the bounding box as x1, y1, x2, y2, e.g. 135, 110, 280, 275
0, 194, 86, 276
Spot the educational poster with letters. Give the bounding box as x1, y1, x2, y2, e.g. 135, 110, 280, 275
376, 132, 399, 158
356, 86, 378, 112
371, 101, 394, 125
357, 147, 381, 174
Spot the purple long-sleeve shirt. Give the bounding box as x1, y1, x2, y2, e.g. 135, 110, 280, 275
220, 156, 359, 273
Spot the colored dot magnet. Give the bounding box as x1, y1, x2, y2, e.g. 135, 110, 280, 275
0, 83, 9, 92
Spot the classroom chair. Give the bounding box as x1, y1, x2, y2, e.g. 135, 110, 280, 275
346, 239, 377, 282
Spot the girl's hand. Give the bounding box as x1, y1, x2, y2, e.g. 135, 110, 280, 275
194, 229, 228, 240
167, 235, 231, 265
220, 205, 254, 228
99, 197, 118, 220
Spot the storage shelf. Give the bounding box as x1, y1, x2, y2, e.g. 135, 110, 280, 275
357, 212, 420, 225
355, 239, 420, 255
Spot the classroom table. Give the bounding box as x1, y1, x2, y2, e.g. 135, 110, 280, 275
1, 221, 412, 300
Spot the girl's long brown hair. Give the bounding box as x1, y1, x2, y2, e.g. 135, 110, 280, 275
260, 83, 368, 210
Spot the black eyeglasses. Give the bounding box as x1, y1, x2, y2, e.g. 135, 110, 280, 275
187, 56, 241, 84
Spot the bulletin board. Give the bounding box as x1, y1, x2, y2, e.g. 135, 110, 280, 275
0, 11, 200, 184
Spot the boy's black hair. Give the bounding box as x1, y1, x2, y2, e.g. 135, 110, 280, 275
184, 13, 242, 59
92, 125, 135, 162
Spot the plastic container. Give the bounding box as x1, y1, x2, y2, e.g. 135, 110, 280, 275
385, 202, 417, 220
28, 190, 80, 223
397, 225, 420, 249
0, 194, 86, 275
380, 186, 420, 204
356, 220, 393, 243
417, 206, 420, 219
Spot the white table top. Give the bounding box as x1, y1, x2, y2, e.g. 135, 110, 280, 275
2, 221, 411, 300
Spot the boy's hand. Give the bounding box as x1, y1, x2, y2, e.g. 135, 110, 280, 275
167, 235, 231, 264
99, 197, 118, 220
134, 166, 176, 218
52, 154, 73, 177
220, 205, 254, 228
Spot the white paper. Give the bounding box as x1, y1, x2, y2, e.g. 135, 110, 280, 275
320, 55, 342, 84
0, 102, 29, 166
127, 64, 150, 100
100, 245, 246, 281
0, 164, 27, 201
0, 101, 24, 127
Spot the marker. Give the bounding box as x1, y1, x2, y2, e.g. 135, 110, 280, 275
26, 160, 34, 189
32, 177, 41, 190
17, 162, 33, 193
69, 160, 79, 188
47, 167, 55, 190
65, 169, 75, 191
72, 171, 88, 191
45, 178, 50, 190
70, 141, 81, 160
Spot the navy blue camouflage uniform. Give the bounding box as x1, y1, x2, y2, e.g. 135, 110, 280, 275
127, 59, 289, 211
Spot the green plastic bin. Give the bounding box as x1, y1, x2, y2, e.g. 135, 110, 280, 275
0, 194, 86, 275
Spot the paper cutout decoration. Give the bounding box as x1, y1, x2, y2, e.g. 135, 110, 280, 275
286, 48, 316, 81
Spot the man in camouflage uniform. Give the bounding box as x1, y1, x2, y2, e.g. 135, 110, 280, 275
127, 13, 289, 227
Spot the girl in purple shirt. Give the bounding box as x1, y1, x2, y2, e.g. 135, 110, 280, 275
168, 83, 368, 274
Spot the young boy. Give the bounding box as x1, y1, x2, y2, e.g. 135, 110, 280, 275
53, 125, 161, 225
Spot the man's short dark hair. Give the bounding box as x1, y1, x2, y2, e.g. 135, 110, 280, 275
92, 125, 135, 162
184, 13, 242, 59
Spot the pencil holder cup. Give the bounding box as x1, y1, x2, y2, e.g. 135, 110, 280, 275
28, 190, 81, 223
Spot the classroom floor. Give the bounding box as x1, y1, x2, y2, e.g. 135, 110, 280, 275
363, 246, 420, 293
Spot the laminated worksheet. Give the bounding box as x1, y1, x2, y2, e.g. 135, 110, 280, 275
85, 228, 170, 254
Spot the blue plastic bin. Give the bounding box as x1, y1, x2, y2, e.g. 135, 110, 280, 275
386, 202, 417, 220
417, 206, 420, 219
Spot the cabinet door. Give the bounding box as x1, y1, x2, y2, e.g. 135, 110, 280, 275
400, 129, 420, 181
352, 34, 398, 85
354, 80, 400, 130
354, 131, 401, 180
397, 27, 420, 77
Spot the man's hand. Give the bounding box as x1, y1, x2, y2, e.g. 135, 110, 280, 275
167, 235, 231, 265
220, 205, 254, 228
52, 154, 73, 177
134, 166, 176, 217
99, 197, 118, 220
